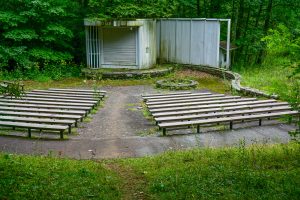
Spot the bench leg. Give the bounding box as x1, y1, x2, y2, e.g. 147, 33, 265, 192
259, 119, 262, 126
60, 131, 64, 139
68, 125, 71, 134
12, 126, 15, 130
75, 121, 78, 127
197, 125, 200, 133
230, 122, 233, 130
162, 128, 166, 136
80, 117, 83, 122
28, 128, 31, 138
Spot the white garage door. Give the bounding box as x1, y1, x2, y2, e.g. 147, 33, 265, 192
103, 28, 137, 66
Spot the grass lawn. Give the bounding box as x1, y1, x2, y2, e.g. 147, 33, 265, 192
1, 142, 299, 199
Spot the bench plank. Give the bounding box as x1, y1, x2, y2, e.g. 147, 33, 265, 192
152, 102, 289, 117
0, 98, 94, 107
150, 99, 278, 113
33, 89, 105, 96
146, 96, 241, 106
49, 88, 106, 93
143, 92, 212, 100
155, 106, 292, 123
146, 94, 225, 103
28, 91, 102, 98
2, 96, 97, 104
0, 106, 86, 115
24, 93, 102, 101
149, 98, 257, 111
0, 111, 82, 120
142, 91, 192, 98
0, 102, 91, 111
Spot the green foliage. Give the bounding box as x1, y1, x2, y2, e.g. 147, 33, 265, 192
0, 0, 81, 76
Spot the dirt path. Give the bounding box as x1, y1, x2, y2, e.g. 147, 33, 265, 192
76, 86, 155, 139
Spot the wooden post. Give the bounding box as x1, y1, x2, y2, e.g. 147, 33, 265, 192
60, 131, 64, 139
230, 121, 233, 129
259, 119, 262, 126
163, 128, 166, 136
28, 128, 31, 138
197, 125, 200, 133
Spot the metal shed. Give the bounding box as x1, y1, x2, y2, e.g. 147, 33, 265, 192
85, 18, 231, 69
84, 19, 156, 69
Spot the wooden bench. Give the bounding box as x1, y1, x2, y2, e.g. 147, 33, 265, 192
28, 91, 103, 98
0, 121, 68, 139
33, 89, 106, 96
0, 111, 82, 125
159, 111, 299, 135
152, 102, 289, 117
49, 88, 106, 94
146, 95, 241, 106
0, 98, 94, 107
0, 102, 91, 112
24, 93, 102, 101
142, 91, 192, 98
0, 116, 75, 134
3, 96, 97, 103
155, 106, 292, 124
0, 106, 86, 116
149, 98, 257, 112
143, 92, 212, 101
146, 94, 225, 103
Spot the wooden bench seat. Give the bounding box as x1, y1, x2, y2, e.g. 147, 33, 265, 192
155, 106, 292, 124
0, 111, 82, 122
143, 92, 212, 101
142, 91, 192, 98
33, 89, 106, 96
159, 111, 299, 135
146, 95, 241, 106
0, 116, 75, 134
0, 121, 68, 139
28, 91, 103, 98
24, 93, 102, 101
150, 100, 277, 113
149, 98, 257, 112
0, 98, 94, 107
146, 94, 225, 103
0, 102, 91, 111
152, 102, 289, 117
0, 106, 86, 115
49, 88, 106, 94
2, 96, 97, 104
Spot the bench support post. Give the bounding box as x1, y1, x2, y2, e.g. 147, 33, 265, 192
68, 125, 71, 134
60, 131, 64, 139
259, 119, 262, 126
28, 128, 31, 138
75, 121, 78, 127
230, 121, 233, 130
162, 128, 166, 136
197, 125, 200, 133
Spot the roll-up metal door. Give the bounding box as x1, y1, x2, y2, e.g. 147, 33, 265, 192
103, 28, 137, 66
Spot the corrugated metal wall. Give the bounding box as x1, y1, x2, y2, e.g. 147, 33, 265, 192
157, 19, 220, 67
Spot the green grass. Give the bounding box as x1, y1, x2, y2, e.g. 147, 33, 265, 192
1, 142, 299, 199
121, 142, 300, 200
234, 64, 298, 99
0, 154, 121, 200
